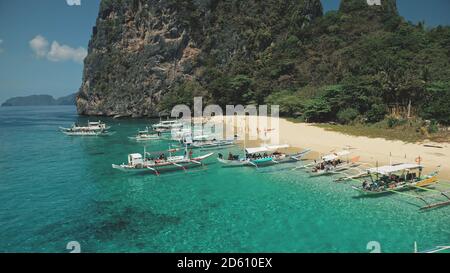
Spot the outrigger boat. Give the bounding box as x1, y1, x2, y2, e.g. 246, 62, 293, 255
192, 140, 236, 150
152, 119, 184, 133
112, 146, 214, 176
297, 150, 361, 176
414, 242, 450, 253
128, 127, 162, 141
60, 120, 113, 136
351, 163, 450, 210
170, 128, 193, 141
217, 145, 311, 168
180, 134, 237, 150
352, 163, 438, 195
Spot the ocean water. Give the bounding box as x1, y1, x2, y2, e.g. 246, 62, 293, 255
0, 106, 449, 253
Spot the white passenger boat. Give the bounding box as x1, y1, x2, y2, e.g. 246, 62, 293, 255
170, 128, 193, 141
298, 150, 360, 176
62, 130, 115, 136
60, 120, 113, 136
351, 163, 439, 195
128, 127, 162, 141
112, 146, 214, 176
217, 145, 311, 167
152, 119, 184, 133
180, 135, 237, 150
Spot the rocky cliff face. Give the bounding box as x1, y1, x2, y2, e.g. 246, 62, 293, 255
77, 0, 323, 117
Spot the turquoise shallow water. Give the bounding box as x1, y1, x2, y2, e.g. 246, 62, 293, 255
0, 106, 449, 253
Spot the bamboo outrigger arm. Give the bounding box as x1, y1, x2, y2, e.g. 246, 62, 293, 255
171, 162, 187, 171
385, 186, 450, 211
248, 161, 258, 168
420, 200, 450, 210
189, 160, 202, 165
147, 166, 160, 176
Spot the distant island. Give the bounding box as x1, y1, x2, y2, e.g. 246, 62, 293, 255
1, 93, 76, 107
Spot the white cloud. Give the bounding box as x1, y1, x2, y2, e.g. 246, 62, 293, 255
29, 35, 49, 58
66, 0, 81, 6
47, 41, 87, 64
29, 35, 87, 64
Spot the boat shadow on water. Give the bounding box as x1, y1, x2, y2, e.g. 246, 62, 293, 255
351, 193, 423, 208
125, 162, 216, 178
89, 151, 106, 156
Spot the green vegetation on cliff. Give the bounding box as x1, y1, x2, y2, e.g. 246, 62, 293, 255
79, 0, 450, 134
166, 0, 450, 127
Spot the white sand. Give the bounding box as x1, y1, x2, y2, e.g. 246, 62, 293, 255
277, 119, 450, 179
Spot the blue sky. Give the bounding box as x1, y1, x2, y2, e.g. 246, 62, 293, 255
322, 0, 450, 26
0, 0, 450, 104
0, 0, 101, 103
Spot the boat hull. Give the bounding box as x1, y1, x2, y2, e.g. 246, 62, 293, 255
308, 163, 360, 177
112, 164, 151, 173
113, 153, 214, 175
217, 155, 300, 168
128, 136, 161, 141
217, 158, 248, 167
352, 175, 439, 196
192, 141, 236, 150
62, 131, 115, 136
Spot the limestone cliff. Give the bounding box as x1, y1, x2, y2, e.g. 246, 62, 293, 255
77, 0, 323, 117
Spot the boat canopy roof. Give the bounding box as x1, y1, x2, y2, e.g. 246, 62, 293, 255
368, 163, 422, 175
245, 147, 269, 154
192, 135, 211, 140
245, 144, 290, 154
322, 150, 350, 161
159, 120, 181, 124
129, 153, 143, 160
145, 147, 181, 155
267, 144, 290, 150
138, 128, 150, 134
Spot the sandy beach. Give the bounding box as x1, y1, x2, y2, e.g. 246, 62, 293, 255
277, 119, 450, 180
200, 115, 450, 180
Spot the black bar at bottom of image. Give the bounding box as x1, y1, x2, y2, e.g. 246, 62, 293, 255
1, 253, 449, 271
